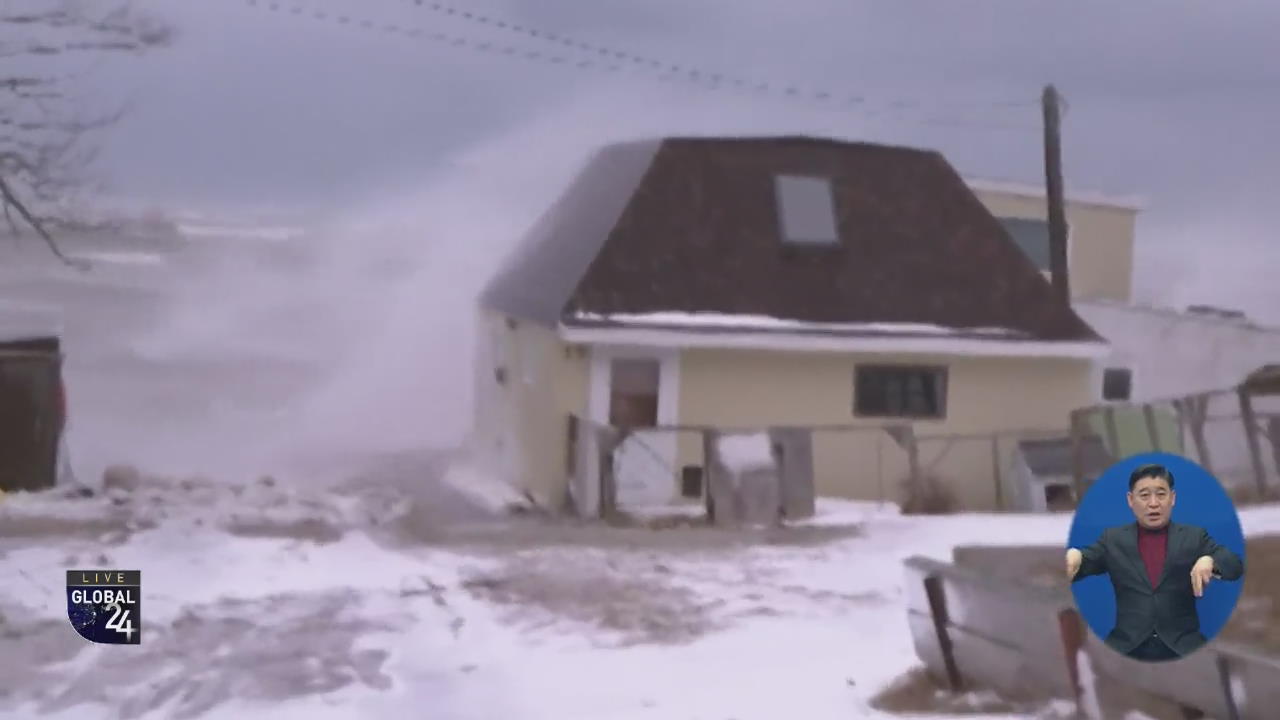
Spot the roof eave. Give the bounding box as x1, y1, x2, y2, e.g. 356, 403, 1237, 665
557, 322, 1110, 359
964, 177, 1146, 212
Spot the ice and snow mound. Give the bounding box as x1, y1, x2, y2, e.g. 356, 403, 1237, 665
0, 451, 544, 558
792, 498, 902, 527
439, 459, 533, 515
715, 433, 775, 475
0, 467, 351, 544
0, 528, 508, 719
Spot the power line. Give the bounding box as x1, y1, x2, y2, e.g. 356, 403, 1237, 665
243, 1, 1040, 132
403, 0, 1039, 114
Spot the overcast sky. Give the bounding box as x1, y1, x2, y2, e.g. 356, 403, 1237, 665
55, 0, 1280, 320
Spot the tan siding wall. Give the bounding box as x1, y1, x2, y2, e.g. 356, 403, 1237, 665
478, 320, 1095, 511
972, 189, 1138, 304
677, 348, 1094, 510
470, 309, 512, 479
472, 310, 587, 509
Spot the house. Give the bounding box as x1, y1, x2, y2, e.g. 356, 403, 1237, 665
472, 135, 1112, 513
965, 177, 1142, 306
967, 176, 1280, 504
965, 178, 1280, 404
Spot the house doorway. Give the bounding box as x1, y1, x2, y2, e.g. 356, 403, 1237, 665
609, 358, 660, 428
586, 348, 680, 510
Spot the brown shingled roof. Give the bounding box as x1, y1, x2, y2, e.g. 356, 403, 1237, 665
483, 135, 1103, 344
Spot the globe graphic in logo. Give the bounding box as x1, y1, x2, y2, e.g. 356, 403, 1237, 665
68, 602, 97, 630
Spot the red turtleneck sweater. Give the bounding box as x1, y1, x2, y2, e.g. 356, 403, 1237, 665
1137, 525, 1169, 588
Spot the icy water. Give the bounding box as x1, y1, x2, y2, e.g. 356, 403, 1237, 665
0, 220, 456, 489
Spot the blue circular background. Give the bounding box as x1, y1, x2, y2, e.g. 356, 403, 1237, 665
1068, 452, 1246, 645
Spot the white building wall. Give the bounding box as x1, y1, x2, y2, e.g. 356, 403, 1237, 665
1074, 299, 1280, 401
468, 309, 521, 486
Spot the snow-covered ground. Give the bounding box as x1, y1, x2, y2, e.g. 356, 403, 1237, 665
6, 468, 1280, 720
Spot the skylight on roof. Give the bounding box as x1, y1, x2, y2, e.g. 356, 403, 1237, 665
774, 174, 839, 245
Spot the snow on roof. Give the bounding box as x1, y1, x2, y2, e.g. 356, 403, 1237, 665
562, 311, 1111, 359
965, 177, 1146, 211
571, 310, 1032, 339
1074, 298, 1280, 334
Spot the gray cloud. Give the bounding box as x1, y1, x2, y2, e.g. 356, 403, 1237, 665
35, 0, 1280, 320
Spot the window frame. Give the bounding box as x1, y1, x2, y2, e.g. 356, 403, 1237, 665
773, 174, 841, 246
995, 216, 1073, 281
853, 364, 949, 420
1102, 366, 1133, 402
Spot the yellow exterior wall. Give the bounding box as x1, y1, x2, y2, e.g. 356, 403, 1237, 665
970, 188, 1138, 304
675, 348, 1095, 510
471, 309, 587, 509
476, 314, 1096, 512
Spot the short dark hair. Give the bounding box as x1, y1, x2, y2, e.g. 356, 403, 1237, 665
1129, 464, 1175, 492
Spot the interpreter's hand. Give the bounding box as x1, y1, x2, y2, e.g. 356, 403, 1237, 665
1191, 555, 1215, 597
1065, 548, 1082, 580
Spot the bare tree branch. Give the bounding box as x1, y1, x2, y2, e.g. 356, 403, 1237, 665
2, 194, 19, 235
0, 175, 88, 269
1, 1, 172, 264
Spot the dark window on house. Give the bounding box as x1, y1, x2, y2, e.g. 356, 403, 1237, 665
854, 365, 948, 419
774, 174, 839, 245
680, 465, 703, 498
608, 358, 660, 428
996, 217, 1061, 271
1102, 367, 1132, 401
1044, 483, 1076, 512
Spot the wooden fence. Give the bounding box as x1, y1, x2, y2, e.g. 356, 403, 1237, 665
568, 414, 1073, 517
1070, 381, 1280, 504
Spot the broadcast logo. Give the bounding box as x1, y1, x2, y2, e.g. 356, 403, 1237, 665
66, 570, 141, 645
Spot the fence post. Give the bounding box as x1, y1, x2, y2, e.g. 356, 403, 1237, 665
702, 429, 717, 522
922, 575, 963, 692
990, 435, 1004, 511
1143, 404, 1163, 452
597, 430, 611, 519
1103, 406, 1122, 458
1172, 397, 1186, 443
1070, 410, 1088, 503
904, 425, 922, 490
1237, 388, 1269, 497
565, 414, 578, 479
1187, 394, 1214, 473
1214, 654, 1242, 720
876, 430, 885, 505
598, 428, 623, 520
1057, 609, 1084, 703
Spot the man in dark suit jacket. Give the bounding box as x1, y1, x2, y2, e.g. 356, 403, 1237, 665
1065, 463, 1244, 661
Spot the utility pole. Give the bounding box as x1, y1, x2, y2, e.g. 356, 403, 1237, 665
1042, 84, 1071, 304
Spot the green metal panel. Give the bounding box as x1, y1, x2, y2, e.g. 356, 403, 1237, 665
1087, 406, 1183, 459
